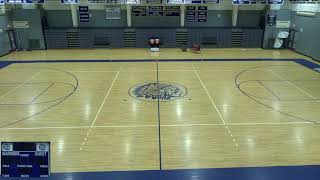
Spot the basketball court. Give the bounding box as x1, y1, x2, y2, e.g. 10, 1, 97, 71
0, 49, 320, 179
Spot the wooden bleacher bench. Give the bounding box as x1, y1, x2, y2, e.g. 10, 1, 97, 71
94, 36, 111, 48
201, 37, 218, 48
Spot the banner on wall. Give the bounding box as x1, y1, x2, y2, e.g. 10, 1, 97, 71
202, 0, 219, 3
289, 0, 318, 4
6, 0, 24, 3
79, 6, 90, 23
165, 6, 180, 16
233, 0, 250, 4
166, 0, 184, 3
132, 6, 147, 16
148, 6, 163, 16
126, 0, 140, 4
88, 0, 105, 3
197, 6, 207, 22
2, 0, 44, 3
185, 0, 201, 3
186, 6, 196, 22
60, 0, 79, 4
268, 0, 283, 4
267, 12, 276, 26
146, 0, 162, 3
106, 6, 121, 19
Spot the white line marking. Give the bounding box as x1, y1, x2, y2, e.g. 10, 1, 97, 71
0, 71, 41, 100
0, 121, 313, 130
271, 70, 319, 101
91, 71, 120, 128
192, 64, 226, 125
80, 70, 120, 150
287, 81, 318, 100
192, 64, 238, 147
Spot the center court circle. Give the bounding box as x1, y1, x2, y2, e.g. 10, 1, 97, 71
129, 82, 187, 101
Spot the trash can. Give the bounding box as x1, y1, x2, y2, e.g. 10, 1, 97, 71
273, 31, 289, 49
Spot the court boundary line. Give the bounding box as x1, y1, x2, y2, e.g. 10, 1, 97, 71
0, 59, 319, 179
48, 164, 320, 180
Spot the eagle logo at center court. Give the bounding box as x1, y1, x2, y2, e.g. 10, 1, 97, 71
129, 82, 187, 101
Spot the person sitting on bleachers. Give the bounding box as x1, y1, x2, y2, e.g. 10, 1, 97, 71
191, 43, 201, 53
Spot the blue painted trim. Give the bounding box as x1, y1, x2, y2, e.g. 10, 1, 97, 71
0, 58, 319, 69
2, 165, 319, 180
0, 58, 299, 64
0, 62, 11, 69
0, 58, 319, 180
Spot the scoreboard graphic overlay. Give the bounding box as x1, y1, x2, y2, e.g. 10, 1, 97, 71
1, 142, 50, 178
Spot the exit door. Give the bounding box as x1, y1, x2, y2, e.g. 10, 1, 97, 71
7, 30, 17, 51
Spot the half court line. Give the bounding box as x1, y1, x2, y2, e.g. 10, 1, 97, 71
156, 59, 163, 170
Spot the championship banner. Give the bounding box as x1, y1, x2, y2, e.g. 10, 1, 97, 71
79, 6, 89, 23
148, 6, 163, 16
268, 0, 283, 4
106, 6, 121, 20
146, 0, 162, 3
186, 6, 196, 22
165, 6, 180, 16
132, 6, 147, 16
267, 12, 277, 26
203, 0, 219, 3
166, 0, 184, 3
197, 6, 207, 22
60, 0, 79, 4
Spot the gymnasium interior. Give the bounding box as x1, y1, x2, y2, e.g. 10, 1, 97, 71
0, 0, 320, 179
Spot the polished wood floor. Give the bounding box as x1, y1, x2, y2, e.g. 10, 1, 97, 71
0, 48, 316, 61
0, 49, 319, 173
